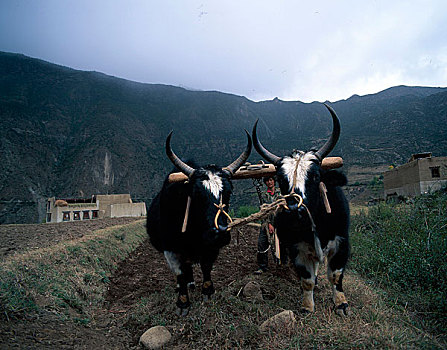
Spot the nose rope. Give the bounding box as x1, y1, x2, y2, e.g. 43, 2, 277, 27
281, 192, 303, 211
213, 196, 233, 230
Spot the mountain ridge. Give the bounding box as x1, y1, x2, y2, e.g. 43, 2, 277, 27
1, 51, 446, 223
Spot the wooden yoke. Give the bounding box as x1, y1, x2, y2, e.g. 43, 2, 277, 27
168, 157, 343, 183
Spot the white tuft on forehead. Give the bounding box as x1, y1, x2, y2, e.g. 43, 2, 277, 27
202, 171, 223, 199
281, 152, 318, 197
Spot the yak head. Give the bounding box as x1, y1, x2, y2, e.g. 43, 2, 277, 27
252, 104, 341, 221
166, 130, 252, 248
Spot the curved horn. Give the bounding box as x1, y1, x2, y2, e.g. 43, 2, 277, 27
223, 130, 252, 176
165, 131, 195, 177
314, 104, 341, 161
252, 119, 282, 165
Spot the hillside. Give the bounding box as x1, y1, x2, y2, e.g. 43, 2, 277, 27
1, 51, 446, 223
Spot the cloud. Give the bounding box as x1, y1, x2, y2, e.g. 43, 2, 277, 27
1, 0, 446, 102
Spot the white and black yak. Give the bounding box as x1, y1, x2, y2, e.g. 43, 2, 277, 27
147, 131, 251, 315
252, 104, 351, 316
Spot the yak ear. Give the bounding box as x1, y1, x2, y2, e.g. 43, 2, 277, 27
321, 170, 347, 187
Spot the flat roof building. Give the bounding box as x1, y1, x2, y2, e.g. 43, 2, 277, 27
46, 194, 146, 223
384, 153, 447, 199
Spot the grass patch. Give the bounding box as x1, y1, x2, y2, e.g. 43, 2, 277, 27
351, 189, 447, 338
236, 205, 260, 218
0, 220, 146, 321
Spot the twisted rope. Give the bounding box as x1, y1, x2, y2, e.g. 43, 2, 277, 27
228, 193, 303, 230
214, 197, 233, 229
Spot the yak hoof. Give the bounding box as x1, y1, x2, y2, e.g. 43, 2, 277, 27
335, 303, 350, 317
187, 282, 196, 290
300, 306, 314, 315
201, 281, 215, 297
176, 295, 190, 316
176, 306, 190, 316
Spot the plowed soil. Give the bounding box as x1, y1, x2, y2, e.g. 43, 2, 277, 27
0, 219, 262, 349
0, 217, 142, 258
104, 224, 263, 347
3, 220, 440, 349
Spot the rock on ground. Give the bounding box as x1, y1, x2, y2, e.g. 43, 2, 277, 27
259, 310, 296, 333
243, 281, 263, 301
139, 326, 172, 349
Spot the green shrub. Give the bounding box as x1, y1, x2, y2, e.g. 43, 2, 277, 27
236, 205, 259, 218
351, 190, 447, 331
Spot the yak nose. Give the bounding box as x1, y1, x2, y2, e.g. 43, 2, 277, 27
286, 202, 306, 217
285, 193, 304, 213
288, 202, 299, 211
217, 224, 228, 232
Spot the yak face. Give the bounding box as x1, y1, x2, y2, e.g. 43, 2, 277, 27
252, 104, 342, 225
188, 165, 233, 249
165, 129, 251, 250
277, 151, 323, 220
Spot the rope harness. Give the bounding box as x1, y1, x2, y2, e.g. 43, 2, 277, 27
213, 196, 233, 230
228, 192, 301, 230
181, 193, 233, 233
181, 196, 192, 233
228, 154, 332, 231
181, 186, 330, 233
180, 155, 331, 233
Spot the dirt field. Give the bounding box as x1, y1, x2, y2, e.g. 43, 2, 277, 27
0, 218, 142, 258
0, 219, 261, 349
1, 219, 443, 349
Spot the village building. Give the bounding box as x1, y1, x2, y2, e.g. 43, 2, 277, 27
383, 153, 447, 199
46, 194, 146, 223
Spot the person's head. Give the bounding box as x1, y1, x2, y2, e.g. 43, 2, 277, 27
263, 176, 275, 189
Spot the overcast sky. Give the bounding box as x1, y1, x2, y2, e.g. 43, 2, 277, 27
1, 0, 446, 102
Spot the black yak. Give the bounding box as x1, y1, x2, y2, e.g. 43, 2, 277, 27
252, 104, 350, 316
147, 131, 251, 315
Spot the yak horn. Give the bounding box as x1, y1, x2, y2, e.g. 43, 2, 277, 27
223, 130, 252, 176
165, 131, 195, 178
252, 120, 282, 165
314, 104, 341, 161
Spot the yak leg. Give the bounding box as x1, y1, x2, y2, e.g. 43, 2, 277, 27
301, 259, 319, 313
291, 246, 319, 313
183, 263, 196, 290
327, 237, 350, 316
164, 251, 191, 315
175, 270, 192, 316
200, 252, 217, 301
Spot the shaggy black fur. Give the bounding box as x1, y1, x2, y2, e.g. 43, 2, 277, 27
147, 163, 234, 314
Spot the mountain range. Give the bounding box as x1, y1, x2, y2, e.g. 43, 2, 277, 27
1, 51, 446, 223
